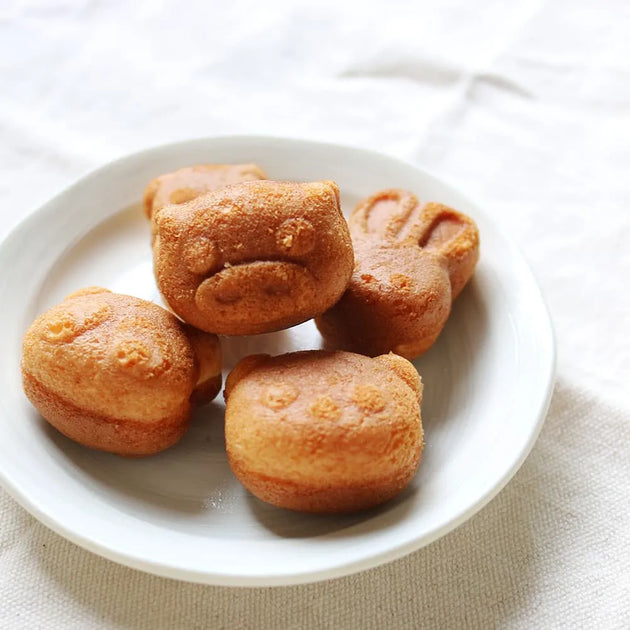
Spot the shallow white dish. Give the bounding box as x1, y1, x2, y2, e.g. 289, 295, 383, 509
0, 136, 555, 586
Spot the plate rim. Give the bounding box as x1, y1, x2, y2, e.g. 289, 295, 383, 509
0, 135, 556, 586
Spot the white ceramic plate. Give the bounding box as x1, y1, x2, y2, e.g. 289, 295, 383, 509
0, 137, 555, 586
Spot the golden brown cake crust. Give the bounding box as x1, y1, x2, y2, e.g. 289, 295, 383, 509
316, 189, 479, 359
21, 288, 222, 456
184, 324, 223, 404
22, 373, 189, 456
143, 163, 267, 219
224, 350, 423, 513
153, 180, 354, 335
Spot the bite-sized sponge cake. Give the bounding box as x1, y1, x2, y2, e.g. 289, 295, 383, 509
316, 189, 479, 359
224, 350, 423, 513
21, 287, 222, 456
153, 180, 354, 335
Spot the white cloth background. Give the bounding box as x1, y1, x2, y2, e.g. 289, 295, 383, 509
1, 0, 629, 628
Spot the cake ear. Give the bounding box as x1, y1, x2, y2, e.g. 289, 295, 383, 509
374, 353, 423, 404
416, 203, 480, 298
64, 286, 111, 300
224, 354, 270, 401
183, 326, 223, 405
143, 176, 161, 219
153, 199, 189, 240
303, 180, 340, 211
349, 189, 427, 243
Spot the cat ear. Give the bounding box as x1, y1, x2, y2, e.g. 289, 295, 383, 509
414, 203, 480, 298
224, 354, 271, 401
374, 353, 423, 404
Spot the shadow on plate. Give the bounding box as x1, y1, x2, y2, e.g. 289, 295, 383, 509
40, 401, 234, 516
243, 483, 419, 539
415, 277, 489, 428
220, 328, 293, 371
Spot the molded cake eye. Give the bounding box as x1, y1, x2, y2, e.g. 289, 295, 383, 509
183, 237, 221, 275
116, 339, 150, 367
42, 314, 79, 342
389, 273, 413, 292
41, 302, 112, 343
261, 383, 299, 410
113, 338, 169, 379
275, 218, 316, 256
309, 396, 341, 421
351, 384, 386, 413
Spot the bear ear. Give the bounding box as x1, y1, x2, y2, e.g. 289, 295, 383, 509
224, 354, 271, 401
415, 203, 480, 298
374, 353, 423, 404
153, 197, 192, 240
305, 180, 340, 206
349, 189, 423, 243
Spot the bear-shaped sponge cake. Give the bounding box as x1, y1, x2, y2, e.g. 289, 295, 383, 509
316, 189, 479, 359
224, 350, 423, 513
153, 180, 354, 335
21, 287, 222, 456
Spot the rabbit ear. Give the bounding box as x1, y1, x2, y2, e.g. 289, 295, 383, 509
349, 189, 422, 242
350, 191, 480, 298
416, 203, 480, 298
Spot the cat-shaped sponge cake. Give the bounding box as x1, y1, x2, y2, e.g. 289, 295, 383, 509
21, 288, 222, 456
224, 350, 423, 513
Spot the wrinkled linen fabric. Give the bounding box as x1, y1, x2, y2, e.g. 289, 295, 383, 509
1, 1, 629, 628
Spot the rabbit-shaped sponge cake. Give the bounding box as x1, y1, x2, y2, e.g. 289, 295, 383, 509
21, 288, 222, 456
224, 350, 423, 513
316, 189, 480, 359
153, 180, 354, 335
